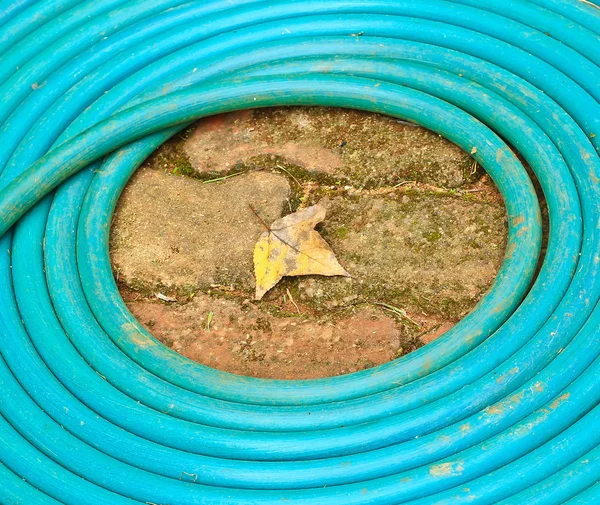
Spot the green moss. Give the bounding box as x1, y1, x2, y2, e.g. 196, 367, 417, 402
172, 154, 194, 177
334, 225, 349, 239
115, 107, 505, 333
425, 231, 442, 243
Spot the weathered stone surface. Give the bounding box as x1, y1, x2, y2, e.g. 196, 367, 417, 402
307, 194, 507, 321
183, 107, 476, 188
127, 294, 405, 379
111, 106, 507, 379
110, 170, 291, 292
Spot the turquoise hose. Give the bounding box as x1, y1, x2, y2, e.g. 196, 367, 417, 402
0, 0, 599, 503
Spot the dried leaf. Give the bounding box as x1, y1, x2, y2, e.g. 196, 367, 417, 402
253, 203, 350, 300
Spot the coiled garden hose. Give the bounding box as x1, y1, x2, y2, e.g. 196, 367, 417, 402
0, 0, 600, 503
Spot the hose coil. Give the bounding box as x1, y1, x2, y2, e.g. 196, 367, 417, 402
1, 0, 600, 503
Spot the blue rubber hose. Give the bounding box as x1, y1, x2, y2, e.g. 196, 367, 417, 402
0, 0, 599, 503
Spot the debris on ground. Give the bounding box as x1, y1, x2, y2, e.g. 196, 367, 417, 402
252, 202, 350, 300
110, 106, 509, 379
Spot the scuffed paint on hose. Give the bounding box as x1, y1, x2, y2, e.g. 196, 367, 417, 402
1, 0, 600, 503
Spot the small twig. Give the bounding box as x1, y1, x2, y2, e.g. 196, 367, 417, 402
275, 164, 302, 187
249, 204, 271, 231
463, 188, 489, 193
203, 172, 243, 184
374, 302, 422, 329
392, 180, 417, 189
286, 288, 301, 314
471, 160, 479, 176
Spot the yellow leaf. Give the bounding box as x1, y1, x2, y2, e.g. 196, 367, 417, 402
253, 203, 350, 300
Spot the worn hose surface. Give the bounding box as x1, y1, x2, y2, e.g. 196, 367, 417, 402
1, 0, 600, 503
